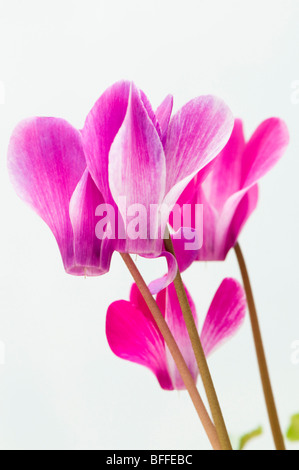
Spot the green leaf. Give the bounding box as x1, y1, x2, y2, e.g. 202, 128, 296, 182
286, 414, 299, 441
238, 426, 263, 450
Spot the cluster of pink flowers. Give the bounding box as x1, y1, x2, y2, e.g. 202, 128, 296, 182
8, 80, 289, 391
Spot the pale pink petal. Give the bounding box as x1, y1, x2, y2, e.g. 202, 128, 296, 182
201, 278, 246, 356
139, 89, 162, 139
7, 117, 86, 271
69, 169, 114, 276
108, 82, 166, 255
222, 184, 259, 256
155, 94, 173, 143
156, 283, 198, 389
241, 118, 289, 188
170, 228, 200, 272
82, 80, 131, 207
163, 95, 234, 209
106, 299, 173, 390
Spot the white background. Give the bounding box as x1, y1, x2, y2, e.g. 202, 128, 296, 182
0, 0, 299, 450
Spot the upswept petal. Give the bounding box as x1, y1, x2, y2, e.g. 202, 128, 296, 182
7, 117, 86, 271
155, 94, 173, 144
156, 283, 198, 389
82, 80, 131, 206
139, 89, 162, 139
162, 96, 234, 210
106, 299, 173, 390
201, 119, 246, 211
222, 184, 259, 256
241, 118, 289, 188
200, 278, 247, 356
69, 169, 114, 276
108, 82, 166, 255
170, 228, 200, 272
147, 251, 178, 295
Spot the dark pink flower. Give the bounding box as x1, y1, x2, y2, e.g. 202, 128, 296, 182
8, 81, 234, 276
172, 118, 289, 264
106, 278, 246, 390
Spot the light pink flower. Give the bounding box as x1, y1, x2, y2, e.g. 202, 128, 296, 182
8, 81, 233, 277
106, 278, 247, 390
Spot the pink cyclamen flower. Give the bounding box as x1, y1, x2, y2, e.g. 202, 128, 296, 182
106, 278, 246, 390
8, 81, 233, 278
172, 118, 289, 263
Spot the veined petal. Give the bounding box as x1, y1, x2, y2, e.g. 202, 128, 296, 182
170, 228, 200, 272
69, 169, 114, 276
106, 299, 173, 390
222, 184, 259, 256
139, 89, 162, 139
156, 283, 198, 389
7, 117, 86, 271
155, 94, 173, 144
108, 82, 166, 254
202, 119, 246, 211
130, 283, 163, 322
200, 278, 246, 356
241, 118, 289, 188
147, 251, 178, 295
163, 95, 234, 209
82, 80, 131, 206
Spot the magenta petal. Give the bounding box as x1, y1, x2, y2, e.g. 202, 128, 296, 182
7, 117, 86, 271
139, 89, 162, 139
147, 251, 178, 295
202, 119, 246, 211
200, 278, 246, 356
223, 184, 259, 255
82, 80, 131, 206
129, 283, 164, 322
163, 95, 234, 209
108, 82, 166, 255
156, 283, 198, 389
170, 228, 200, 272
155, 94, 173, 143
106, 299, 173, 390
242, 118, 289, 188
69, 169, 114, 276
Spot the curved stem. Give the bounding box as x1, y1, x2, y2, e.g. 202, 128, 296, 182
120, 252, 221, 450
234, 242, 285, 450
163, 230, 232, 451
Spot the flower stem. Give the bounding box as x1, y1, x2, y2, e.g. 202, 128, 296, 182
234, 242, 285, 450
163, 230, 232, 451
120, 252, 221, 450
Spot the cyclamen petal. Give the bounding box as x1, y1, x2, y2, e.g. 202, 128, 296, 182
69, 169, 115, 276
8, 81, 236, 276
108, 82, 166, 255
175, 117, 289, 261
201, 278, 247, 356
82, 80, 131, 207
163, 95, 234, 211
106, 299, 172, 390
156, 283, 198, 389
147, 251, 178, 295
7, 117, 86, 272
